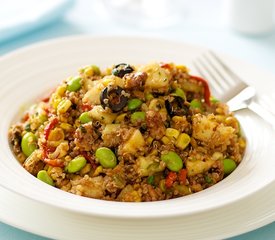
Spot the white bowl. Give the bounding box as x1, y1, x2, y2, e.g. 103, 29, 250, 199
0, 36, 275, 239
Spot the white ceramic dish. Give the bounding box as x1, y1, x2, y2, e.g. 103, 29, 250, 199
0, 36, 275, 239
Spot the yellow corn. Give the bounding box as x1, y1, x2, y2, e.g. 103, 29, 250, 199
159, 179, 166, 192
130, 191, 142, 202
149, 149, 158, 156
46, 166, 53, 173
83, 66, 94, 77
50, 93, 62, 110
48, 128, 64, 141
165, 128, 180, 140
102, 77, 113, 86
47, 128, 65, 147
161, 136, 171, 145
214, 115, 226, 123
93, 166, 103, 177
105, 67, 112, 75
239, 138, 246, 148
115, 113, 127, 124
56, 85, 67, 96
60, 123, 73, 132
212, 152, 223, 161
146, 136, 154, 145
176, 65, 189, 73
65, 155, 72, 163
57, 99, 72, 114
175, 133, 191, 150
80, 163, 92, 175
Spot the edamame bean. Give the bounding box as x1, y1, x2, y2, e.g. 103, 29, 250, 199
67, 77, 81, 92
210, 96, 219, 103
190, 99, 202, 109
79, 112, 92, 124
83, 65, 101, 76
131, 111, 145, 124
21, 132, 37, 157
145, 93, 154, 101
37, 170, 54, 186
147, 175, 154, 185
128, 98, 142, 110
66, 156, 87, 173
223, 158, 237, 175
95, 147, 117, 168
161, 151, 183, 172
173, 88, 186, 100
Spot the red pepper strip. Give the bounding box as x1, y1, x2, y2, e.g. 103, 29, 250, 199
160, 63, 172, 70
43, 158, 64, 167
81, 152, 98, 169
165, 172, 177, 188
42, 144, 64, 167
81, 103, 93, 112
41, 96, 50, 103
22, 113, 29, 122
178, 169, 187, 185
44, 117, 59, 141
190, 75, 211, 106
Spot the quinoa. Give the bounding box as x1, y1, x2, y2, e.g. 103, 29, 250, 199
8, 62, 246, 202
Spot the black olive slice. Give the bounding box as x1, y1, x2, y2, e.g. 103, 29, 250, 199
112, 63, 134, 78
100, 86, 128, 112
165, 96, 189, 117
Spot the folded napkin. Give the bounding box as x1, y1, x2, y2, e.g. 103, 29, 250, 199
0, 0, 74, 43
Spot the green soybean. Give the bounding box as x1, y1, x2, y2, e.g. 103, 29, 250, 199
24, 123, 31, 132
131, 111, 146, 124
128, 98, 142, 110
173, 88, 186, 100
147, 175, 154, 185
67, 77, 82, 92
21, 132, 37, 157
210, 96, 219, 103
90, 65, 101, 75
79, 112, 92, 124
161, 151, 183, 172
223, 158, 237, 175
145, 93, 154, 101
39, 114, 48, 123
37, 170, 54, 186
66, 156, 87, 173
95, 147, 117, 168
190, 99, 202, 109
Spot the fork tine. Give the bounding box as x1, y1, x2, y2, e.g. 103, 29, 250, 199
200, 53, 232, 89
208, 51, 248, 89
193, 58, 224, 95
193, 50, 252, 102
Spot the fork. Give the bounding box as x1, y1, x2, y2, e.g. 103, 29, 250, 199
193, 50, 275, 128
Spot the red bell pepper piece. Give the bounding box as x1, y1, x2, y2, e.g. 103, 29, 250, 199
81, 151, 98, 169
41, 96, 50, 103
22, 113, 29, 122
160, 63, 172, 70
165, 172, 177, 188
81, 103, 93, 112
43, 158, 64, 167
41, 117, 65, 167
44, 117, 59, 141
178, 169, 187, 184
190, 75, 211, 106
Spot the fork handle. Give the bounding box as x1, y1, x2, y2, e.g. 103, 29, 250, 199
248, 101, 275, 129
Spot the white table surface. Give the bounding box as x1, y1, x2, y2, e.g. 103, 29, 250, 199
1, 0, 275, 239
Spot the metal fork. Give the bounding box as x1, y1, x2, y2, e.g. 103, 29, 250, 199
193, 50, 275, 128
